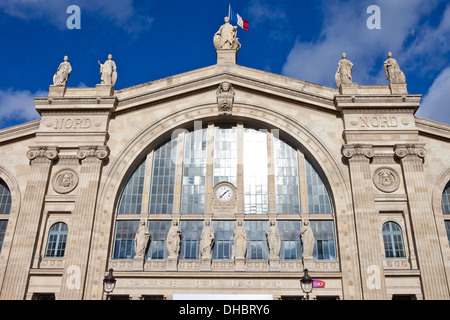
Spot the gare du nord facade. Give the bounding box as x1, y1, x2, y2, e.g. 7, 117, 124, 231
0, 22, 450, 300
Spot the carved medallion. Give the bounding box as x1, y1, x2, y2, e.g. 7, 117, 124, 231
373, 167, 400, 193
52, 168, 79, 194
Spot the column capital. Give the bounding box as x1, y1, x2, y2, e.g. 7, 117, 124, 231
77, 145, 109, 162
341, 144, 374, 161
394, 143, 426, 161
27, 146, 59, 162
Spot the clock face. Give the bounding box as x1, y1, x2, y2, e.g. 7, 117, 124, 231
216, 185, 233, 202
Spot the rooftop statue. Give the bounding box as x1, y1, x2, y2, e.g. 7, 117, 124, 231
384, 52, 406, 84
335, 53, 353, 87
53, 56, 72, 86
98, 54, 117, 87
214, 17, 241, 50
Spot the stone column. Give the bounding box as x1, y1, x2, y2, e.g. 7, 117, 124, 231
0, 146, 58, 300
395, 144, 450, 299
59, 145, 109, 300
342, 144, 387, 300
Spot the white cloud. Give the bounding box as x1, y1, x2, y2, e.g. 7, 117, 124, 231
402, 4, 450, 76
0, 89, 45, 128
247, 0, 289, 40
281, 0, 439, 87
0, 0, 153, 34
416, 66, 450, 125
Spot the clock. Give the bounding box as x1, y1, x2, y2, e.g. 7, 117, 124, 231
216, 185, 233, 202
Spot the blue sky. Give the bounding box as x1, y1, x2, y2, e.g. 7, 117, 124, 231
0, 0, 449, 129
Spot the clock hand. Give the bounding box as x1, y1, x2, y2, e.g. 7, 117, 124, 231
220, 190, 230, 198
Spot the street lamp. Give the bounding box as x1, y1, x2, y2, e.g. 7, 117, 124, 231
103, 268, 116, 300
300, 268, 313, 300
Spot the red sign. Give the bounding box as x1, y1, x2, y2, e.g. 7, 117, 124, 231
313, 280, 326, 288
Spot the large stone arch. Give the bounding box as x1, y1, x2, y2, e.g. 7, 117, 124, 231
432, 168, 450, 289
0, 167, 22, 292
84, 101, 362, 299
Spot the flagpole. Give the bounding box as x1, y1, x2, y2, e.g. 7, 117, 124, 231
228, 3, 231, 19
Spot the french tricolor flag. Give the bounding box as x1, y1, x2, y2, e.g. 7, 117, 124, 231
229, 5, 249, 31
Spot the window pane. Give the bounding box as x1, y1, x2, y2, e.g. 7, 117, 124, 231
278, 221, 302, 260
147, 220, 171, 260
244, 128, 268, 214
214, 126, 237, 187
149, 138, 178, 214
117, 160, 146, 214
212, 220, 234, 260
309, 221, 336, 260
113, 220, 140, 259
245, 220, 269, 260
305, 159, 333, 214
181, 129, 207, 214
0, 220, 8, 253
445, 221, 450, 245
45, 222, 68, 258
0, 179, 11, 215
443, 182, 450, 214
273, 137, 301, 214
382, 222, 405, 258
180, 221, 203, 260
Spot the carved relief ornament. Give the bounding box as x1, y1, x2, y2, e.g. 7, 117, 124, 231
394, 144, 426, 161
372, 167, 400, 193
77, 145, 109, 162
52, 168, 79, 194
27, 146, 59, 162
216, 82, 235, 116
341, 144, 374, 161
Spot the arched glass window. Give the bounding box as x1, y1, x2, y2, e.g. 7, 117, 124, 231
442, 181, 450, 214
382, 222, 406, 258
45, 222, 68, 258
305, 159, 333, 214
149, 138, 178, 214
181, 129, 207, 214
117, 160, 146, 214
112, 124, 336, 262
442, 181, 450, 244
0, 179, 11, 215
0, 179, 11, 253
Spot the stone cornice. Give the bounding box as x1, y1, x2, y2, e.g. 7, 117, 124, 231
0, 120, 39, 146
334, 94, 422, 112
415, 117, 450, 142
113, 69, 337, 116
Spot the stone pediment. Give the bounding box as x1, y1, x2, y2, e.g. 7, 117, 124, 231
112, 64, 339, 115
1, 61, 450, 146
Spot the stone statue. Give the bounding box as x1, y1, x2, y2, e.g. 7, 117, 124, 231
233, 219, 247, 259
335, 53, 353, 87
214, 17, 241, 50
98, 54, 117, 86
216, 82, 235, 115
301, 219, 315, 258
53, 56, 72, 86
134, 219, 150, 258
266, 219, 281, 259
166, 220, 181, 259
200, 219, 215, 259
384, 52, 406, 84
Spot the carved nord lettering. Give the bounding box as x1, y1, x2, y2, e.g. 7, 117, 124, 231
359, 116, 398, 128
54, 118, 92, 129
